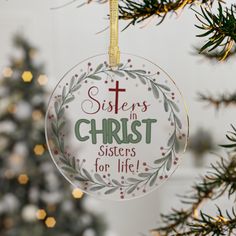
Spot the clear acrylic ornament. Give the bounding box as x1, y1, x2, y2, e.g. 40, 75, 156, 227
45, 53, 189, 201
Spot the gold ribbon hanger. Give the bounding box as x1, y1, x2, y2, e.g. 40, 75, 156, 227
109, 0, 120, 67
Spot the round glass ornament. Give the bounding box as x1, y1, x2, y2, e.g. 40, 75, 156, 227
45, 53, 189, 201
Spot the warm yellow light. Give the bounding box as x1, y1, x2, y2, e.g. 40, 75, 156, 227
37, 74, 48, 86
45, 217, 56, 228
18, 174, 29, 184
2, 67, 13, 77
32, 110, 43, 121
22, 71, 33, 82
36, 209, 47, 220
193, 208, 199, 219
214, 216, 228, 223
34, 145, 45, 156
72, 188, 84, 199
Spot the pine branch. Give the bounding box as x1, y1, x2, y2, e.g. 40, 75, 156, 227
221, 125, 236, 149
151, 154, 236, 235
119, 0, 215, 28
195, 3, 236, 60
178, 207, 236, 236
199, 92, 236, 109
193, 46, 236, 61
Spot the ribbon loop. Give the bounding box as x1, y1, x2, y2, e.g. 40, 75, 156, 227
109, 0, 120, 67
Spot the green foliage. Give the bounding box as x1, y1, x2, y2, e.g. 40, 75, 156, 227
187, 207, 236, 236
151, 125, 236, 235
0, 36, 106, 236
152, 154, 236, 235
52, 0, 236, 60
194, 3, 236, 60
118, 1, 236, 60
221, 125, 236, 149
119, 0, 214, 27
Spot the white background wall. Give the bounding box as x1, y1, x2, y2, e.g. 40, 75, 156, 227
0, 0, 236, 235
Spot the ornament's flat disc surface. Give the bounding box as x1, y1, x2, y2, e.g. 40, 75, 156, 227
46, 54, 189, 200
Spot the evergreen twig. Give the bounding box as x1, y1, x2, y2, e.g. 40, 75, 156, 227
199, 92, 236, 109
118, 0, 215, 27
152, 155, 236, 235
194, 3, 236, 60
151, 126, 236, 235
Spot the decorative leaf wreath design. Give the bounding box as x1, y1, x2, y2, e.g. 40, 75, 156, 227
49, 60, 185, 199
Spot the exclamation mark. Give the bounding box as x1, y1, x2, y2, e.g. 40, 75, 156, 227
136, 160, 140, 172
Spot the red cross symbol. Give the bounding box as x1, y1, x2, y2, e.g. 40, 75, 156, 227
108, 81, 126, 114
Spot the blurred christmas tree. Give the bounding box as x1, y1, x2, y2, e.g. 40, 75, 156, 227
0, 35, 106, 236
